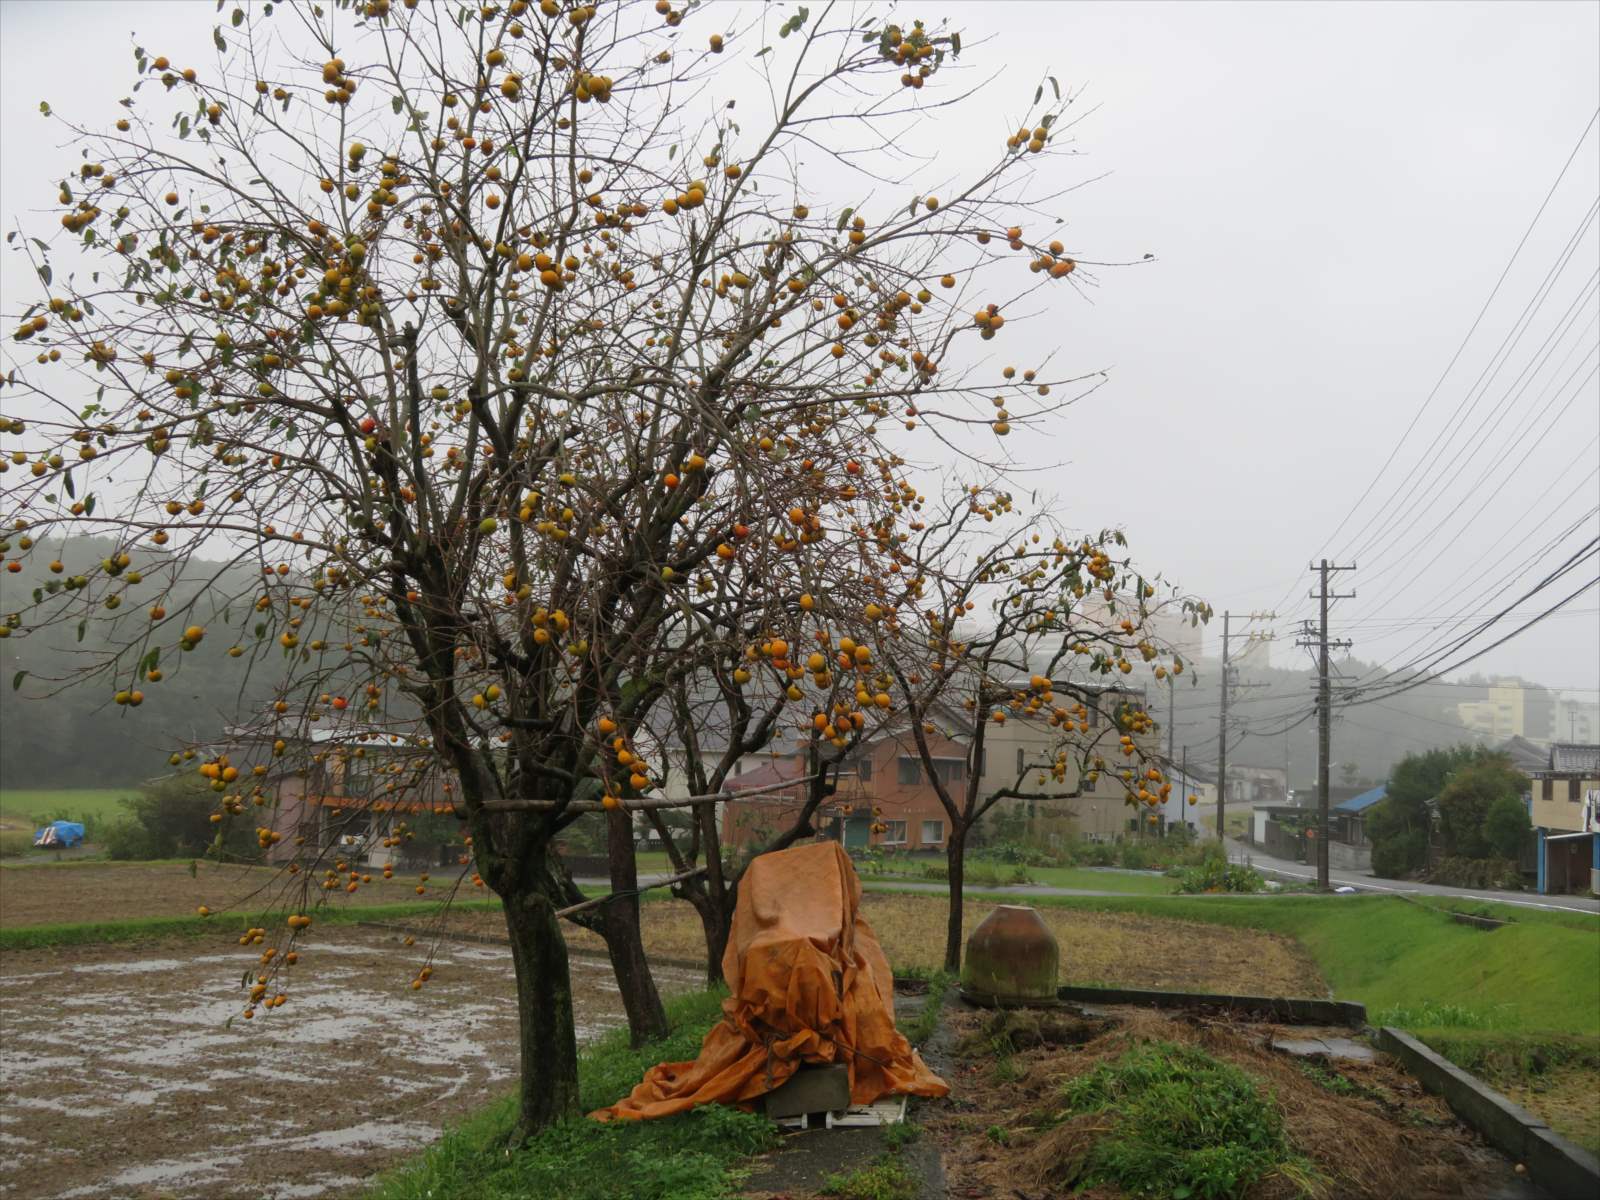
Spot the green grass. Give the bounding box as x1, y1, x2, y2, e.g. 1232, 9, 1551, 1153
821, 1157, 921, 1200
367, 988, 775, 1200
1024, 865, 1179, 894
861, 861, 1177, 895
0, 788, 134, 824
999, 893, 1599, 1037
901, 973, 953, 1047
0, 898, 505, 952
1057, 1040, 1319, 1197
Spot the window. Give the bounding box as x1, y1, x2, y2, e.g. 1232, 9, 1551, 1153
1570, 778, 1582, 802
857, 756, 873, 782
899, 756, 965, 786
920, 819, 944, 845
881, 820, 907, 845
1542, 779, 1554, 801
1016, 747, 1026, 776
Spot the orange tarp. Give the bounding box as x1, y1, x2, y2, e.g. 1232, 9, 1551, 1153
592, 840, 948, 1121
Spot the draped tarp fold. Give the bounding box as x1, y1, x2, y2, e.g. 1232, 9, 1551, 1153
592, 840, 948, 1121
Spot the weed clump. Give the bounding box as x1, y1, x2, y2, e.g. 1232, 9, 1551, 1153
1027, 1040, 1315, 1198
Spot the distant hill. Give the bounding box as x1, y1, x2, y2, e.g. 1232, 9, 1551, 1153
0, 536, 280, 788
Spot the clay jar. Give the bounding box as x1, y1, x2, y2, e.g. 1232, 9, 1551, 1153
961, 904, 1060, 1004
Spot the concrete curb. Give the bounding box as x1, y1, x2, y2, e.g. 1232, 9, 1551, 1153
1057, 984, 1367, 1027
1376, 1027, 1600, 1200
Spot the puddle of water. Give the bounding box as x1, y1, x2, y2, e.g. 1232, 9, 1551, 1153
55, 1152, 246, 1198
69, 958, 186, 976
266, 1175, 365, 1199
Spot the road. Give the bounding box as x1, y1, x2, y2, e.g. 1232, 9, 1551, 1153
597, 848, 1599, 915
1224, 838, 1600, 915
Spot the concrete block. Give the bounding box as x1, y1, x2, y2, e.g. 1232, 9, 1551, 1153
1522, 1125, 1600, 1200
762, 1063, 850, 1119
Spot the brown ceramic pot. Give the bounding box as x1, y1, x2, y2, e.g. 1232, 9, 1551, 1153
961, 904, 1060, 1003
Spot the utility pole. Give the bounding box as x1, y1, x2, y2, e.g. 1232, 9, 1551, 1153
1298, 561, 1355, 891
1217, 612, 1231, 844
1181, 744, 1189, 833
1215, 611, 1274, 849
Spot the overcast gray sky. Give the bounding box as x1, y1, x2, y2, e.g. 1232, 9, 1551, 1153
2, 0, 1597, 698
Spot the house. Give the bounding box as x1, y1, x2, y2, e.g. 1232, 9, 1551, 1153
207, 720, 459, 868
1222, 763, 1288, 807
718, 727, 967, 854
1529, 743, 1600, 834
1526, 743, 1599, 896
717, 680, 1165, 854
975, 683, 1163, 842
1326, 784, 1385, 871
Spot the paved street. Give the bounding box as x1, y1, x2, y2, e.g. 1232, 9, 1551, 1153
1223, 838, 1600, 915
598, 847, 1599, 916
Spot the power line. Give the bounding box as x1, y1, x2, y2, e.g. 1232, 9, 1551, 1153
1262, 107, 1600, 619
1345, 573, 1599, 708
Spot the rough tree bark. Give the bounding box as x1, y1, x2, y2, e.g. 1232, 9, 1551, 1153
603, 806, 669, 1044
501, 874, 580, 1140
944, 821, 968, 974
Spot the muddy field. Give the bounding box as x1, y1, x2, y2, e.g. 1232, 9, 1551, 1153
0, 862, 457, 928
0, 927, 697, 1200
441, 894, 1329, 997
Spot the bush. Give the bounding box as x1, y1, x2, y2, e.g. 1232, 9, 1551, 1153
105, 776, 265, 862
1482, 794, 1531, 861
1173, 846, 1266, 895
1438, 759, 1528, 858
1370, 828, 1426, 880
1425, 856, 1523, 891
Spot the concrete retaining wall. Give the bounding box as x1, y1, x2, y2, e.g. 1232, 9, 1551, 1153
1376, 1027, 1600, 1199
1058, 985, 1367, 1027
1326, 840, 1372, 872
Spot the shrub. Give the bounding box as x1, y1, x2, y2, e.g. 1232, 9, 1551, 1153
1370, 828, 1426, 879
1425, 856, 1523, 891
1173, 851, 1266, 895
1438, 759, 1528, 858
106, 776, 265, 862
1482, 794, 1532, 861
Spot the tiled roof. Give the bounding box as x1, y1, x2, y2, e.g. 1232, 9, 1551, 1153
1550, 743, 1600, 774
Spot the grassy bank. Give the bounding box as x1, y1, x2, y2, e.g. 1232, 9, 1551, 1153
367, 988, 773, 1200
0, 898, 505, 952
998, 892, 1599, 1037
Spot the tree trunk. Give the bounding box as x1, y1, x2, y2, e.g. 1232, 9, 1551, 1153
604, 806, 668, 1045
501, 882, 581, 1142
944, 822, 967, 975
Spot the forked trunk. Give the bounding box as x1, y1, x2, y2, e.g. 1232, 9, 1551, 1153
501, 883, 580, 1141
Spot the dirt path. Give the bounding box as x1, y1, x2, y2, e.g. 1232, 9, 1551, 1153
0, 927, 697, 1200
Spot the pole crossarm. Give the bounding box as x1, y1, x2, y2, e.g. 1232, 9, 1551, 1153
554, 865, 709, 921
478, 772, 832, 813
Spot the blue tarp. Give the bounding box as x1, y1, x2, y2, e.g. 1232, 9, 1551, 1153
32, 820, 85, 848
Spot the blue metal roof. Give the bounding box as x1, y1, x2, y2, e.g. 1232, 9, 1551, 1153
1334, 785, 1387, 814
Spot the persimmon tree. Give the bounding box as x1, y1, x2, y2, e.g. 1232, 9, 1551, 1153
883, 487, 1208, 972
0, 0, 1127, 1139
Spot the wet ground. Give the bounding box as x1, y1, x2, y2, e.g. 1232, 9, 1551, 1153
0, 927, 696, 1200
